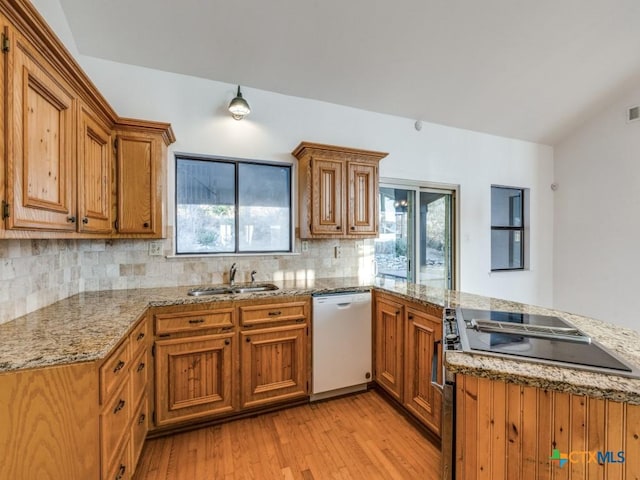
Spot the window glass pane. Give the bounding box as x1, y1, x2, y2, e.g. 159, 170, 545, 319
176, 159, 235, 253
419, 191, 453, 289
491, 229, 523, 270
238, 163, 291, 252
491, 187, 522, 227
375, 187, 415, 281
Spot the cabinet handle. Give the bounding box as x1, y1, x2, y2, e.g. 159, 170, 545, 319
115, 464, 126, 480
245, 337, 251, 343
296, 318, 305, 323
336, 226, 341, 230
188, 319, 205, 324
67, 216, 76, 223
268, 311, 282, 316
225, 339, 230, 345
136, 362, 145, 372
143, 222, 150, 228
113, 360, 125, 373
82, 217, 89, 224
408, 314, 414, 320
113, 399, 126, 414
138, 413, 146, 425
136, 332, 145, 341
351, 226, 355, 230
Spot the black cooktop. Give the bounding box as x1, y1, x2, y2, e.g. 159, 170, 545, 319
458, 308, 633, 374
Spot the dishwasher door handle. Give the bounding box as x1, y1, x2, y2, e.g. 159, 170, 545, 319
336, 303, 353, 309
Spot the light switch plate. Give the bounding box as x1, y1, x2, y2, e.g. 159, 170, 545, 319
334, 246, 342, 258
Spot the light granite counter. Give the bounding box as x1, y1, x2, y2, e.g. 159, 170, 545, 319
2, 277, 640, 404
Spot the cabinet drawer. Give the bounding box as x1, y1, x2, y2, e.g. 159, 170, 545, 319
131, 396, 148, 471
155, 309, 234, 335
129, 318, 150, 357
100, 380, 130, 479
239, 301, 308, 327
100, 339, 130, 404
105, 437, 130, 480
130, 348, 147, 407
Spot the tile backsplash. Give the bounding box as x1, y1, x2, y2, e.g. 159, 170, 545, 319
0, 229, 375, 325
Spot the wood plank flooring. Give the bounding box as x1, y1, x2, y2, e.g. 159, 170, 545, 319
133, 391, 441, 480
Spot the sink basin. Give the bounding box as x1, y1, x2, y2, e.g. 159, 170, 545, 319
187, 283, 279, 296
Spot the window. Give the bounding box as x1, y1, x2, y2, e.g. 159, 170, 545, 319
491, 186, 525, 271
375, 181, 456, 289
175, 155, 292, 254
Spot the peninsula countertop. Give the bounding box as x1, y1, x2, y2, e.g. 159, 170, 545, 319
2, 278, 640, 404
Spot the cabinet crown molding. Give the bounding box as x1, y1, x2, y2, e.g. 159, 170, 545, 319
292, 142, 388, 162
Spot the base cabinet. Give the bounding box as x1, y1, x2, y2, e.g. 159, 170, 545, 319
240, 324, 308, 409
456, 374, 640, 480
154, 333, 235, 427
374, 291, 444, 436
374, 295, 404, 400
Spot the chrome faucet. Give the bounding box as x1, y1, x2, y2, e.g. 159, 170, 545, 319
250, 270, 257, 283
229, 263, 237, 286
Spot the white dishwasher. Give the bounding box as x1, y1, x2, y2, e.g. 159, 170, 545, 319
311, 290, 372, 401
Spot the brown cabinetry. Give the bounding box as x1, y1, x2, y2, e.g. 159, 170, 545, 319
77, 102, 112, 233
115, 121, 170, 237
404, 306, 442, 435
374, 295, 404, 400
5, 26, 76, 231
0, 1, 174, 239
373, 291, 443, 435
293, 142, 387, 239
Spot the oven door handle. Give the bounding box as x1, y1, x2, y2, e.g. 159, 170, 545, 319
431, 339, 444, 392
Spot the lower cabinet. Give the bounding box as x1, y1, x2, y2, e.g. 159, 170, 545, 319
240, 324, 308, 409
374, 292, 443, 436
154, 333, 235, 427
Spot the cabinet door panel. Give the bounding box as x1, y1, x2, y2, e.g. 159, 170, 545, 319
78, 104, 112, 233
155, 334, 235, 426
310, 158, 343, 234
404, 307, 442, 434
116, 134, 157, 234
6, 31, 75, 230
348, 162, 377, 235
240, 324, 307, 409
374, 297, 404, 400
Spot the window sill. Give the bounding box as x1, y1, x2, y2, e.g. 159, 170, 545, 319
166, 252, 300, 259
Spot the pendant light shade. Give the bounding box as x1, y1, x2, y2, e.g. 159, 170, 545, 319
228, 85, 251, 120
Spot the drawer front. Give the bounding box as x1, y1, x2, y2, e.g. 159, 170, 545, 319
101, 380, 130, 479
155, 309, 234, 335
105, 437, 130, 480
131, 396, 148, 471
239, 301, 308, 327
130, 348, 148, 407
100, 338, 130, 404
129, 317, 150, 357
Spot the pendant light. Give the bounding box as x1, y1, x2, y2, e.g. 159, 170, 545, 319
228, 85, 251, 120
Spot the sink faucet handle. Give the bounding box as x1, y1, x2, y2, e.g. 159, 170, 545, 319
250, 270, 257, 283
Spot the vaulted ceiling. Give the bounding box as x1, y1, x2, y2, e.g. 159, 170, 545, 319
58, 0, 640, 145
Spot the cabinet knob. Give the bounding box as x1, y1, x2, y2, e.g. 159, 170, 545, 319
113, 360, 125, 373
136, 362, 145, 372
82, 217, 88, 224
67, 216, 76, 223
143, 222, 150, 228
138, 413, 146, 425
396, 310, 400, 315
113, 399, 126, 414
351, 226, 355, 230
225, 339, 230, 345
136, 332, 145, 341
115, 464, 126, 480
336, 226, 341, 230
245, 337, 251, 343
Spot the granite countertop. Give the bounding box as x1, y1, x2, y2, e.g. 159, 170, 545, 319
2, 277, 640, 404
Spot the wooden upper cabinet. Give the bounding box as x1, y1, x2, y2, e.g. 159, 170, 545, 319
77, 103, 112, 233
115, 120, 172, 238
293, 142, 387, 239
5, 27, 76, 231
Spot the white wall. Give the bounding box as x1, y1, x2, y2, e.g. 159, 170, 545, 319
30, 0, 556, 309
554, 84, 640, 330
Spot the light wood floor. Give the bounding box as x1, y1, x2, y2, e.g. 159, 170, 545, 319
133, 390, 441, 480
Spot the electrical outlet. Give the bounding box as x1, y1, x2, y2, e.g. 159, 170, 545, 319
301, 240, 309, 253
148, 241, 163, 256
334, 246, 342, 258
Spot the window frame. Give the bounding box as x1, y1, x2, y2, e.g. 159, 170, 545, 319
174, 153, 294, 255
490, 185, 525, 272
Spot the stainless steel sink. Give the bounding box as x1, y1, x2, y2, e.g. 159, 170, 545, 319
187, 283, 279, 296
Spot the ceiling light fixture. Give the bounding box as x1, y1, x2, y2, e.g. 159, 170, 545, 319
228, 85, 251, 120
